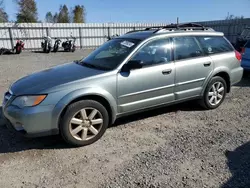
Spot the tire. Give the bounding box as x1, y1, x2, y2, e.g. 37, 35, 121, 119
47, 46, 51, 53
201, 76, 227, 109
243, 70, 250, 78
60, 100, 109, 147
16, 46, 22, 54
71, 46, 76, 52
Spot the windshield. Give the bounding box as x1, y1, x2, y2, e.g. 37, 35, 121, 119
80, 38, 141, 70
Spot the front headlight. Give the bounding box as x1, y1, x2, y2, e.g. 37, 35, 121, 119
12, 95, 47, 108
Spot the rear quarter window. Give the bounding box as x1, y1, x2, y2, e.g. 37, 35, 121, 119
196, 36, 234, 55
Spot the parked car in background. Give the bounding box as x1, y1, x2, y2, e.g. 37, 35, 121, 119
235, 27, 250, 52
241, 40, 250, 71
2, 23, 243, 147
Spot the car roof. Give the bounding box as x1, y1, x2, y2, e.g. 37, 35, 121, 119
118, 23, 223, 41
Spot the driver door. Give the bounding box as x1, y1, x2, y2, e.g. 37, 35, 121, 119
117, 38, 175, 113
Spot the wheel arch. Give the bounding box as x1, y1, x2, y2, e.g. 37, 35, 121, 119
213, 71, 231, 93
202, 68, 231, 96
53, 88, 117, 130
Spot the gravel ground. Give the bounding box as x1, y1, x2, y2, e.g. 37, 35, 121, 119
0, 51, 250, 188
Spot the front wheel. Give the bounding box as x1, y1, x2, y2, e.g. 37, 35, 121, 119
201, 76, 227, 109
60, 100, 109, 147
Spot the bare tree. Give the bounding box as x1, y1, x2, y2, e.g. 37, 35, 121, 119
225, 12, 244, 20
58, 4, 70, 23
45, 12, 53, 23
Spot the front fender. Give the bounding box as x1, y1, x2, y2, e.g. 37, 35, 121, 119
51, 87, 117, 129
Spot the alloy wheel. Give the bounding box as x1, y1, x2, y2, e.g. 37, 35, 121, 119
207, 81, 225, 106
69, 108, 103, 141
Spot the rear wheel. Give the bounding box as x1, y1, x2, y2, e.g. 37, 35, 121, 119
201, 76, 227, 109
60, 100, 109, 147
71, 46, 76, 52
15, 46, 22, 54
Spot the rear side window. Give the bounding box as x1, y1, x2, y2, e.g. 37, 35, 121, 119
173, 37, 203, 61
196, 36, 233, 54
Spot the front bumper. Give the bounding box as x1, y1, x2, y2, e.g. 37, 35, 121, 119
2, 104, 59, 137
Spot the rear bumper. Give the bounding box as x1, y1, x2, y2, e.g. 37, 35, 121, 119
231, 66, 243, 85
2, 104, 59, 137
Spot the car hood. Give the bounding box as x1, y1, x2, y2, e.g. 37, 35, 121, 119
10, 62, 105, 95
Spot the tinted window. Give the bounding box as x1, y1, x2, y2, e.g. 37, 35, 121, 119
131, 38, 172, 67
81, 38, 140, 70
173, 37, 203, 61
245, 40, 250, 48
196, 36, 233, 54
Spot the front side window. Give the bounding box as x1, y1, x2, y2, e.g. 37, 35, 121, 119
173, 36, 203, 61
131, 38, 172, 67
196, 36, 233, 54
81, 38, 140, 70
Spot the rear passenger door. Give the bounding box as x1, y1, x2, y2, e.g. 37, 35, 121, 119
173, 36, 213, 100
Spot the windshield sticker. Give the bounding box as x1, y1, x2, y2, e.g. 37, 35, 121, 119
121, 41, 135, 48
204, 37, 211, 40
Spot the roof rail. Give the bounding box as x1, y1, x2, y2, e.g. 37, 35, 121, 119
126, 30, 145, 34
145, 23, 213, 33
125, 23, 213, 35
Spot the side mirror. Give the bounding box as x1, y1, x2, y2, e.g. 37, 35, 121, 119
127, 60, 143, 70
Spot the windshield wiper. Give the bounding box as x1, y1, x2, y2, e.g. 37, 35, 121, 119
78, 61, 111, 71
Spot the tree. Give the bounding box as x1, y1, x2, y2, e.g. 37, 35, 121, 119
16, 0, 38, 23
58, 4, 70, 23
225, 13, 244, 20
53, 13, 58, 23
0, 0, 8, 22
45, 11, 53, 23
72, 5, 86, 23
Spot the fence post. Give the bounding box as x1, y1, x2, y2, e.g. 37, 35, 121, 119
8, 28, 14, 50
46, 27, 49, 36
107, 26, 110, 39
79, 27, 82, 49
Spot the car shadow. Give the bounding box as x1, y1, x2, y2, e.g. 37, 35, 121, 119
31, 50, 66, 53
221, 141, 250, 188
0, 51, 16, 55
0, 101, 204, 154
113, 101, 204, 127
235, 73, 250, 87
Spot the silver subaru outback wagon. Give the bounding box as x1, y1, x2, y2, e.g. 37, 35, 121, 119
2, 23, 243, 146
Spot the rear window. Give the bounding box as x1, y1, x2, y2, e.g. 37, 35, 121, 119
245, 40, 250, 48
196, 36, 234, 54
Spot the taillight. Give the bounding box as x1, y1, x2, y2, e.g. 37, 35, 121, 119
235, 50, 242, 62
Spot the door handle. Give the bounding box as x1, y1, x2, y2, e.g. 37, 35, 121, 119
162, 69, 172, 75
204, 62, 211, 67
